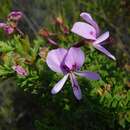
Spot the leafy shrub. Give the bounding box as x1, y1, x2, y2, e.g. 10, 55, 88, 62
0, 32, 129, 129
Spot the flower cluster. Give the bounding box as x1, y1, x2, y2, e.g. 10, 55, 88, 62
45, 12, 116, 100
0, 11, 23, 35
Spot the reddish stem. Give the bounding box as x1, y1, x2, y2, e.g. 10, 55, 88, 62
72, 39, 86, 47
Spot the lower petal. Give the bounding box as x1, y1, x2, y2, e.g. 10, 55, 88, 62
51, 74, 69, 94
70, 73, 82, 100
75, 71, 100, 80
93, 44, 116, 60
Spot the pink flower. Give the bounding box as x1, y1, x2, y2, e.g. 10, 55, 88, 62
0, 11, 23, 35
71, 12, 116, 60
3, 25, 14, 34
12, 65, 28, 76
7, 11, 23, 21
0, 22, 14, 34
46, 47, 100, 100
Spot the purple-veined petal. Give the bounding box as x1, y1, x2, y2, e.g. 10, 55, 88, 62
99, 42, 107, 45
71, 22, 96, 40
80, 12, 100, 35
46, 48, 67, 73
93, 44, 116, 60
64, 47, 85, 70
93, 31, 109, 45
75, 71, 100, 80
70, 73, 82, 100
51, 74, 69, 94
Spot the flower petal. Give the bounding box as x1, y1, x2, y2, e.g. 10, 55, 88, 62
64, 47, 85, 70
47, 38, 57, 45
70, 73, 82, 100
46, 48, 67, 73
3, 25, 14, 34
80, 12, 100, 35
71, 22, 96, 40
93, 31, 109, 45
75, 71, 100, 80
0, 23, 6, 28
51, 74, 69, 94
93, 44, 116, 60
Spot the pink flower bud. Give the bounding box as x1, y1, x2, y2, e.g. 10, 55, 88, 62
12, 65, 28, 76
7, 11, 23, 21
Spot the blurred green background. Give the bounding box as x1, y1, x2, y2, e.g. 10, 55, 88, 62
0, 0, 130, 130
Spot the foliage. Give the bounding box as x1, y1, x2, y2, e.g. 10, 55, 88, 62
0, 32, 129, 129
